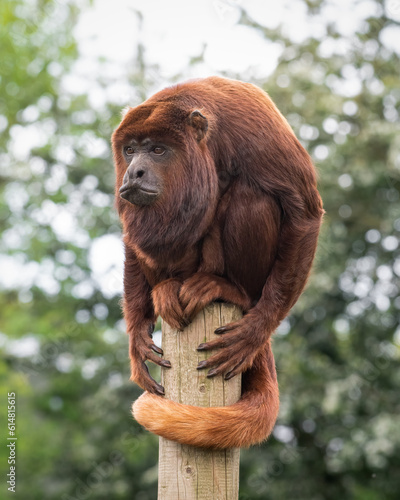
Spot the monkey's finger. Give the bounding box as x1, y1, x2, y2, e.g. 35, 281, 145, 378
180, 317, 191, 329
224, 368, 241, 380
151, 344, 163, 355
181, 286, 220, 319
214, 323, 237, 334
197, 349, 231, 371
208, 352, 250, 379
175, 313, 191, 330
224, 357, 249, 380
153, 286, 187, 330
165, 315, 189, 331
182, 299, 203, 321
197, 335, 232, 351
145, 351, 172, 369
207, 358, 239, 378
139, 362, 165, 395
178, 289, 191, 310
184, 293, 220, 320
197, 340, 252, 373
160, 302, 189, 330
179, 278, 214, 310
178, 282, 200, 309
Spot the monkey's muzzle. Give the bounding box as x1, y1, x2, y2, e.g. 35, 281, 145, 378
119, 182, 159, 207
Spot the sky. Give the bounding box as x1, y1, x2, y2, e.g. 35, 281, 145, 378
70, 0, 400, 104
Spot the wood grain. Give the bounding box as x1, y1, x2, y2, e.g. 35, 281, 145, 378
158, 303, 242, 500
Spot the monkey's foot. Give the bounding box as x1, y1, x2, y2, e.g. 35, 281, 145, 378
179, 272, 251, 321
152, 278, 189, 330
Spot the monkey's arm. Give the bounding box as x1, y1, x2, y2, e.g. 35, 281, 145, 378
123, 243, 170, 394
195, 185, 323, 380
251, 216, 322, 330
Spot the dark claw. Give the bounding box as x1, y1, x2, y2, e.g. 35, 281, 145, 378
151, 345, 163, 355
197, 343, 207, 351
155, 382, 165, 395
161, 360, 171, 368
215, 325, 232, 334
197, 360, 208, 369
207, 368, 218, 378
224, 371, 235, 380
148, 324, 155, 336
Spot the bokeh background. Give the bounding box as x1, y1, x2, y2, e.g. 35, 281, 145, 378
1, 0, 400, 498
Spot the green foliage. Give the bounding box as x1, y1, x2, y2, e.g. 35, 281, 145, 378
1, 0, 399, 499
0, 1, 158, 498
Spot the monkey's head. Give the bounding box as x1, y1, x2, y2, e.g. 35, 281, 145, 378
112, 99, 218, 253
117, 138, 168, 207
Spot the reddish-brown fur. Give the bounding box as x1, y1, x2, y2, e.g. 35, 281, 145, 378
112, 76, 324, 449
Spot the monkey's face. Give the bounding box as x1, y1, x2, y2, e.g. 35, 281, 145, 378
118, 139, 169, 207
113, 102, 220, 250
113, 103, 212, 213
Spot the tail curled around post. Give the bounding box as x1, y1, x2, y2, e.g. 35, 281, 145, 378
132, 343, 279, 449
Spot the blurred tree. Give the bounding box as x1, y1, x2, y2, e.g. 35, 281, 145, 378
0, 1, 160, 499
0, 0, 399, 499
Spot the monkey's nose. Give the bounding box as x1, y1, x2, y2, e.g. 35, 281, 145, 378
126, 164, 147, 181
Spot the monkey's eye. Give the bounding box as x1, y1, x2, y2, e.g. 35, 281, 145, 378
124, 146, 135, 155
152, 146, 166, 155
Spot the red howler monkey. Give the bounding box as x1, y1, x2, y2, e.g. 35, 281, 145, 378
112, 76, 324, 449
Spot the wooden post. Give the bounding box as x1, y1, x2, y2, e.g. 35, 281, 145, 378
158, 303, 242, 500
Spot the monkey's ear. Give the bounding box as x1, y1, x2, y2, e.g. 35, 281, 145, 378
188, 110, 208, 142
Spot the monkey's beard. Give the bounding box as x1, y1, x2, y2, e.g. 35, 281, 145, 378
122, 158, 218, 263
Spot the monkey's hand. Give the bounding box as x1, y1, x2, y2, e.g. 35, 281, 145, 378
196, 313, 267, 380
179, 272, 251, 321
129, 322, 171, 395
152, 278, 189, 330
